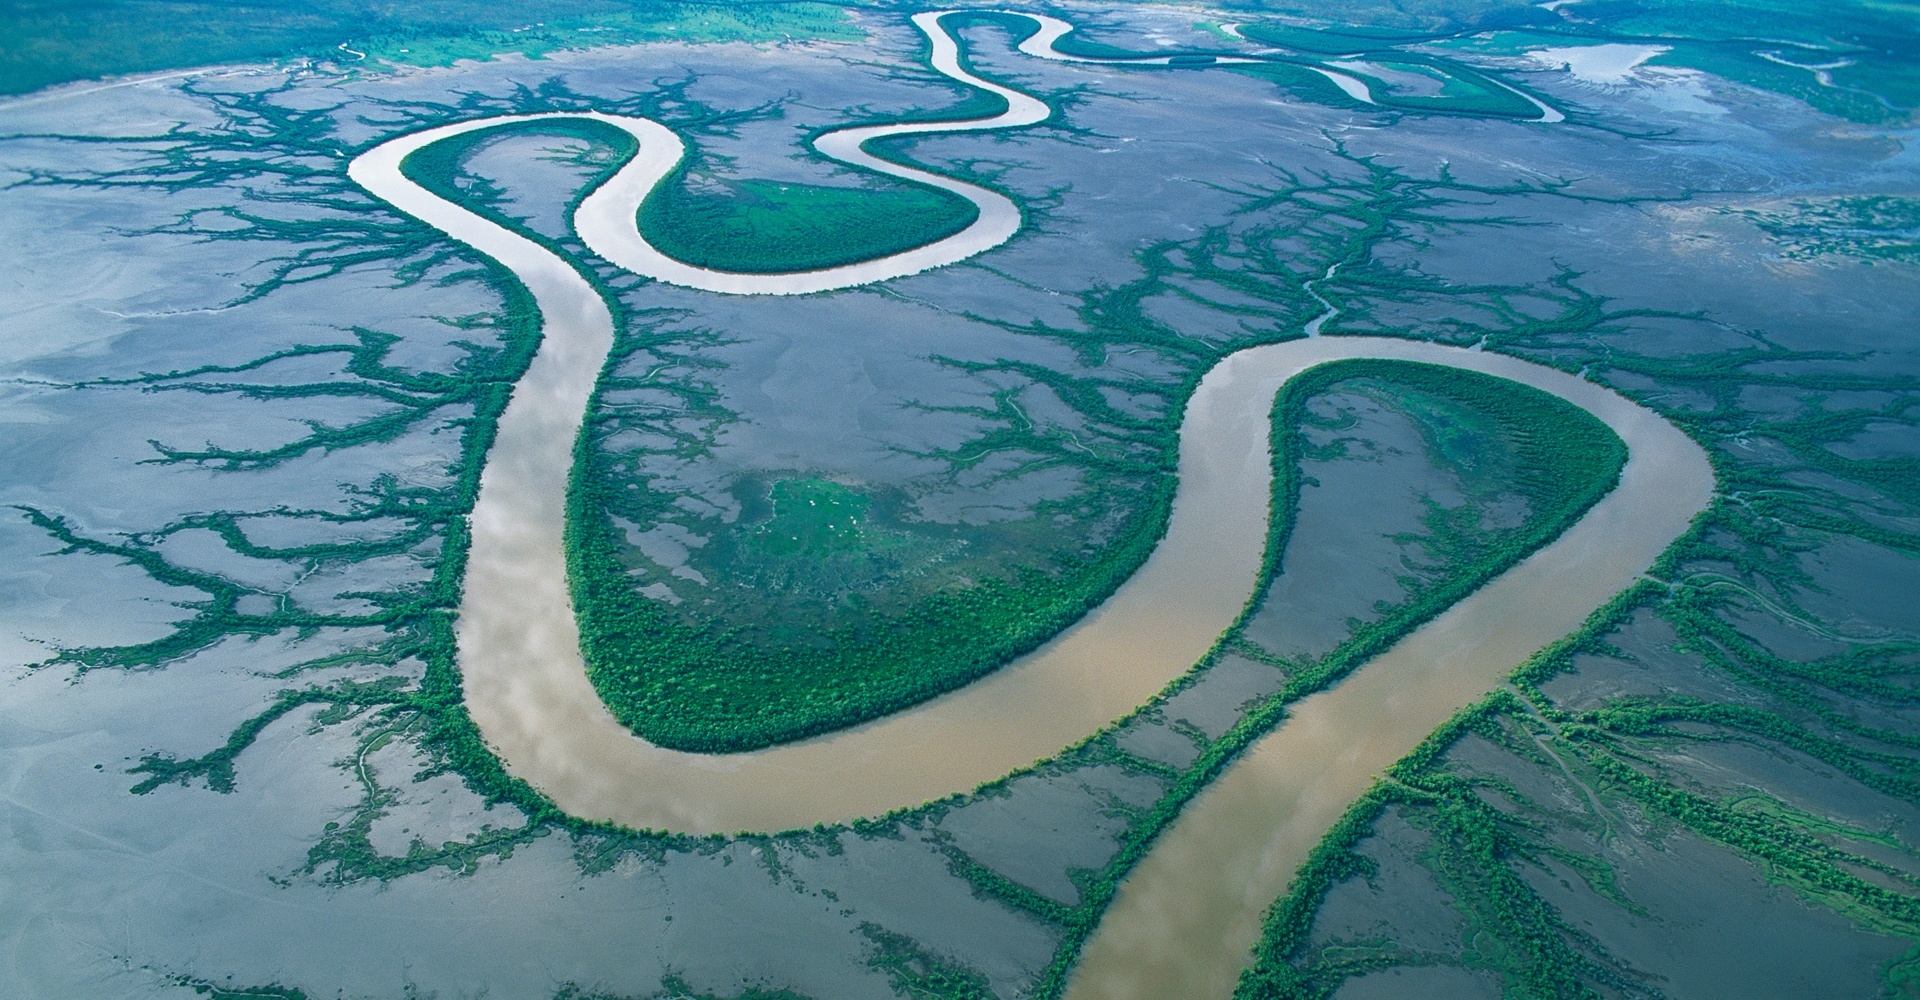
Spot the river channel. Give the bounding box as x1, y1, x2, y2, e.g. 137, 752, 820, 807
348, 10, 1712, 997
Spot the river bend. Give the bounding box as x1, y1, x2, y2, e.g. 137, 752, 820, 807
347, 12, 1693, 997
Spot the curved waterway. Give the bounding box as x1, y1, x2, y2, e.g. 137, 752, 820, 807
1062, 341, 1712, 999
1012, 11, 1564, 123
354, 12, 1046, 296
347, 10, 1685, 997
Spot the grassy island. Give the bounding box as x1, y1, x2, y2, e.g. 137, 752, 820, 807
640, 173, 978, 273
567, 356, 1626, 755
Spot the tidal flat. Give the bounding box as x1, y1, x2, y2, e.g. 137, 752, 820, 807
2, 2, 1918, 998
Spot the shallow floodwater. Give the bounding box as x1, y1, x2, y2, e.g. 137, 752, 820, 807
3, 0, 1910, 995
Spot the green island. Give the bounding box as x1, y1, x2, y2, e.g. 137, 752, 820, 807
566, 378, 1174, 752
638, 172, 978, 273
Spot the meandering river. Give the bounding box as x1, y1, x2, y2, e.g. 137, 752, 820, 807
350, 11, 1704, 997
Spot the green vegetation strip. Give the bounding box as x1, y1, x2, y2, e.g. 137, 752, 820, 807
1, 0, 860, 97
1237, 569, 1920, 998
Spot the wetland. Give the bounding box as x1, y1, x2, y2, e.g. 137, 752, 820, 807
2, 1, 1917, 998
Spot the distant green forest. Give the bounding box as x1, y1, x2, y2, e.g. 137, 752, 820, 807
4, 0, 1913, 123
0, 0, 864, 96
1230, 0, 1919, 123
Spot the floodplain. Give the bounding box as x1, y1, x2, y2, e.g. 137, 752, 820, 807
1, 2, 1917, 999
